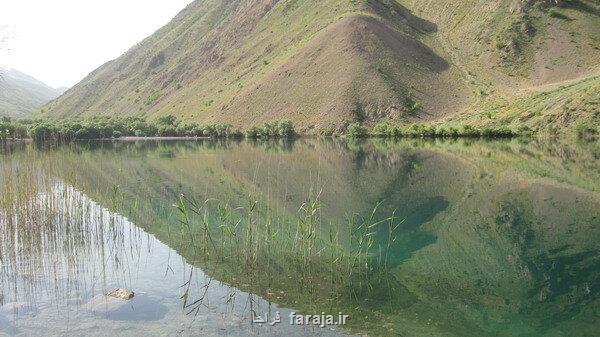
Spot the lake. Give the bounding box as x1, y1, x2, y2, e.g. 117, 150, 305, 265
1, 138, 599, 336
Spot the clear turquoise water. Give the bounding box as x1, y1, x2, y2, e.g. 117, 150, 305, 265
1, 138, 599, 336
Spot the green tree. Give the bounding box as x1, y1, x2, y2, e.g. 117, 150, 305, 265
156, 115, 178, 126
347, 123, 367, 138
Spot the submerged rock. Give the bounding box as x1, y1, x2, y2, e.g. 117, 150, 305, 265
87, 293, 167, 321
88, 289, 134, 316
88, 294, 130, 317
107, 288, 135, 300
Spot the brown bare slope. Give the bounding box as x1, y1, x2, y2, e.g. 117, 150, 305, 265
217, 14, 468, 131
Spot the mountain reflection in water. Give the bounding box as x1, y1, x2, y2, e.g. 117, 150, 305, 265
0, 138, 599, 336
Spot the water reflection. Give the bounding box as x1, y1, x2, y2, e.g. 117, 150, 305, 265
0, 166, 348, 336
0, 138, 599, 336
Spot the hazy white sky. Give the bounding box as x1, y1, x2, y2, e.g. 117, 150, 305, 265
0, 0, 193, 88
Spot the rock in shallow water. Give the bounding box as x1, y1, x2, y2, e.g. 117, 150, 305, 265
107, 288, 135, 300
87, 288, 134, 315
87, 293, 167, 321
88, 294, 130, 315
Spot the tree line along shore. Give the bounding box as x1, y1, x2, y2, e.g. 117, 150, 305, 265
0, 115, 537, 143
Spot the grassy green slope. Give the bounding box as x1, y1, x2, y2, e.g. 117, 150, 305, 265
439, 74, 600, 137
399, 0, 600, 135
40, 0, 599, 134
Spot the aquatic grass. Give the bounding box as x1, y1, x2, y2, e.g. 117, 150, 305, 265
170, 183, 406, 309
0, 152, 149, 308
175, 194, 219, 257
295, 188, 322, 268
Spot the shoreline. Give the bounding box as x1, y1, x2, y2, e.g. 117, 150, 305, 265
97, 136, 215, 141
1, 134, 527, 145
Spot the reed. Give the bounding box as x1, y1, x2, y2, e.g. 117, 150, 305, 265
1, 141, 407, 336
0, 153, 145, 307
171, 187, 405, 301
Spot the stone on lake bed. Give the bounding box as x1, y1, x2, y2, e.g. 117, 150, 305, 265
88, 294, 130, 315
88, 289, 134, 316
107, 288, 135, 300
87, 291, 168, 321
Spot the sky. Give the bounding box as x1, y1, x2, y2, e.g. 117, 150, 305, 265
0, 0, 194, 88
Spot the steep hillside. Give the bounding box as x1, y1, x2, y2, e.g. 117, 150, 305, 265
0, 69, 64, 119
399, 0, 600, 134
40, 0, 599, 133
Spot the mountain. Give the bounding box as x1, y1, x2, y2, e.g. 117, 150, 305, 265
0, 69, 65, 119
39, 0, 600, 134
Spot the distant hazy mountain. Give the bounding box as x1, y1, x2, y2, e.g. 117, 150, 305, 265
0, 69, 65, 119
55, 86, 69, 95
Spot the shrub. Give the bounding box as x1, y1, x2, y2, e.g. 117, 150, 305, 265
29, 123, 58, 142
188, 126, 204, 137
320, 127, 334, 137
347, 123, 523, 139
461, 125, 481, 137
0, 116, 293, 142
575, 123, 598, 141
157, 124, 177, 137
176, 123, 197, 137
246, 121, 295, 139
262, 121, 279, 137
407, 124, 436, 137
278, 120, 295, 138
0, 120, 28, 140
246, 126, 263, 139
347, 123, 368, 138
214, 124, 232, 138
405, 97, 422, 115
145, 90, 160, 106
202, 124, 216, 137
372, 122, 393, 137
156, 115, 178, 126
230, 128, 244, 139
516, 125, 533, 136
0, 129, 9, 141
11, 124, 28, 139
547, 8, 559, 17
481, 126, 513, 138
438, 126, 459, 137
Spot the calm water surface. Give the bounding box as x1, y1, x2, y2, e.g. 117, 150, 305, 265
0, 138, 599, 336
